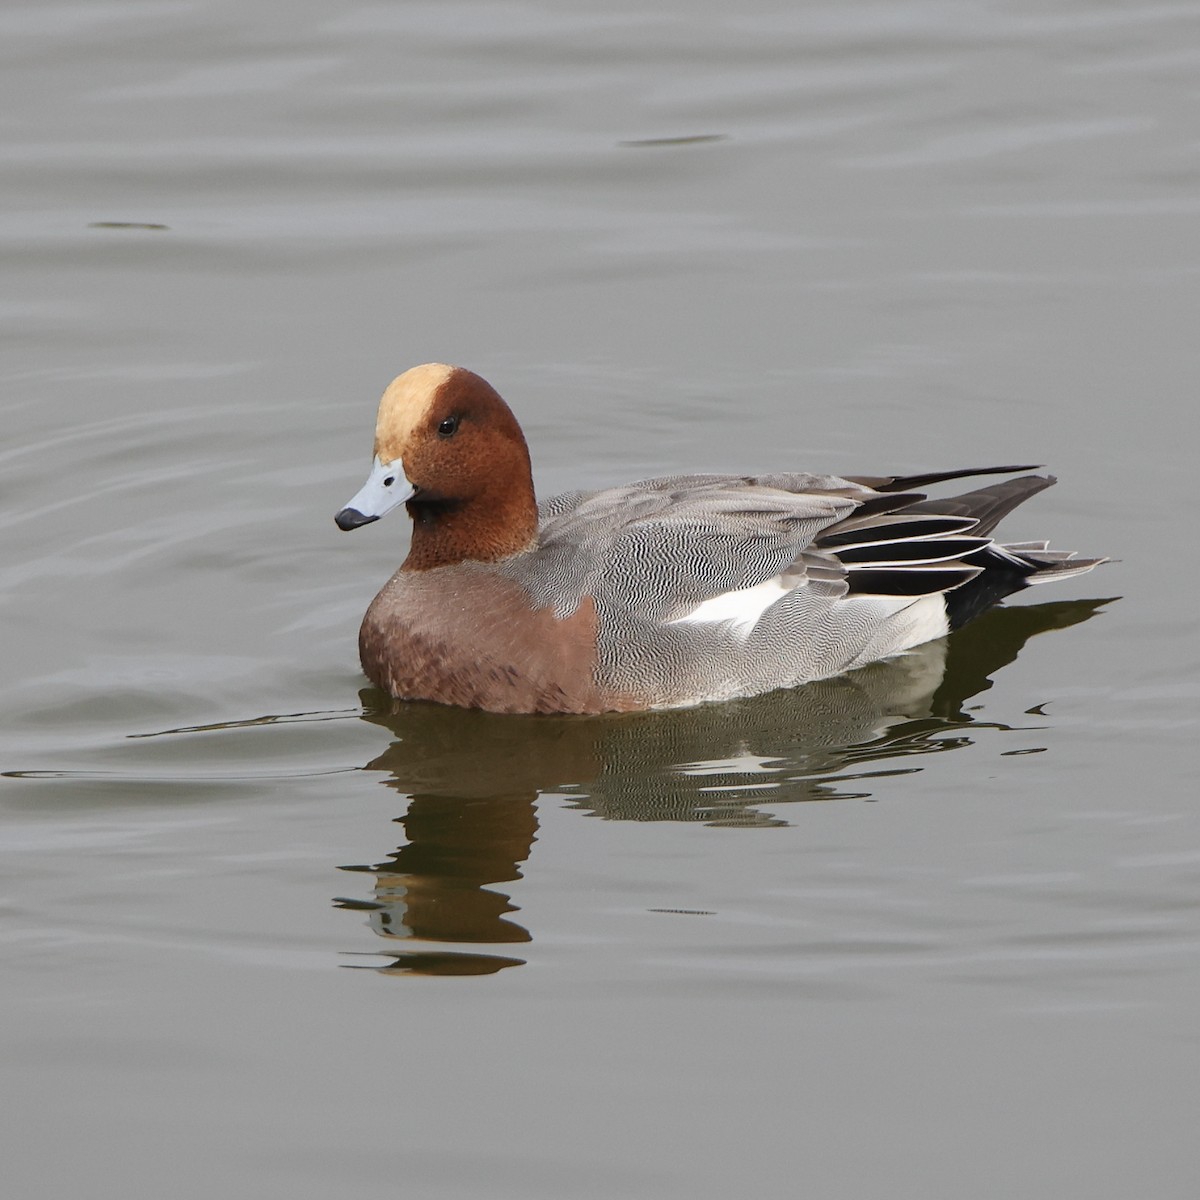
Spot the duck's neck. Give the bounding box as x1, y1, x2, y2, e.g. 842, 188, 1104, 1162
402, 485, 538, 571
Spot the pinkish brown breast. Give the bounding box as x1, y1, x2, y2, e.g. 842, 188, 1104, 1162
358, 563, 634, 715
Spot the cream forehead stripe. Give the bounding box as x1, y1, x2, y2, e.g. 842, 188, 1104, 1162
374, 363, 457, 462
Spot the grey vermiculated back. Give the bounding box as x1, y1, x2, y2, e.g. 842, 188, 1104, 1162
500, 468, 1106, 708
525, 474, 857, 619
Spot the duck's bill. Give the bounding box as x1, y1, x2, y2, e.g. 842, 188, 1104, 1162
335, 457, 416, 530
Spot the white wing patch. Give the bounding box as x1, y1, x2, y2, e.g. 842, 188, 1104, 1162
667, 576, 794, 633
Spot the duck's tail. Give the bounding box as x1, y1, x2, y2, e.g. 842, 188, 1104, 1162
823, 469, 1109, 631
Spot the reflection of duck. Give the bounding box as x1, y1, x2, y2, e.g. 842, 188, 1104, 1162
339, 597, 1111, 971
335, 365, 1106, 714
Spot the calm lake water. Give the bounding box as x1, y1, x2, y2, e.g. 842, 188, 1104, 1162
3, 1, 1198, 1197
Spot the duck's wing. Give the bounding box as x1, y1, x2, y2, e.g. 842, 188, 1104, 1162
524, 472, 968, 622
526, 474, 855, 619
526, 468, 1105, 627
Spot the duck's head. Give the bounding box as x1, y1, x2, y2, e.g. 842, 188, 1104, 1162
335, 364, 537, 569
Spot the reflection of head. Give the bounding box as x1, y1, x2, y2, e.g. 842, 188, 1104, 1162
337, 789, 537, 955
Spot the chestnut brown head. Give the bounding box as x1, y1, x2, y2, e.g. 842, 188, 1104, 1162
335, 364, 538, 569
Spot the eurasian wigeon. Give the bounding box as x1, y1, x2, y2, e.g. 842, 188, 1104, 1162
335, 364, 1105, 714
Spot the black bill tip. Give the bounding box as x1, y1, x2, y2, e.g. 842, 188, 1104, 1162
335, 507, 379, 531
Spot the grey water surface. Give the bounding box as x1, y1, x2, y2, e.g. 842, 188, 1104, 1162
3, 2, 1198, 1198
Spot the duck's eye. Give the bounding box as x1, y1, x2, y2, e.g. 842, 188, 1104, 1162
383, 476, 395, 487
437, 415, 460, 439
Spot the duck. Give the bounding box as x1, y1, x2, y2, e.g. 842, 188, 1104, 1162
335, 363, 1105, 715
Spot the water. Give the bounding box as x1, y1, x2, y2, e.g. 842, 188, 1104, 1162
3, 2, 1198, 1197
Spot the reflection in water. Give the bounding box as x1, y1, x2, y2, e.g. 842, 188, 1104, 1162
335, 794, 535, 951
340, 598, 1111, 975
